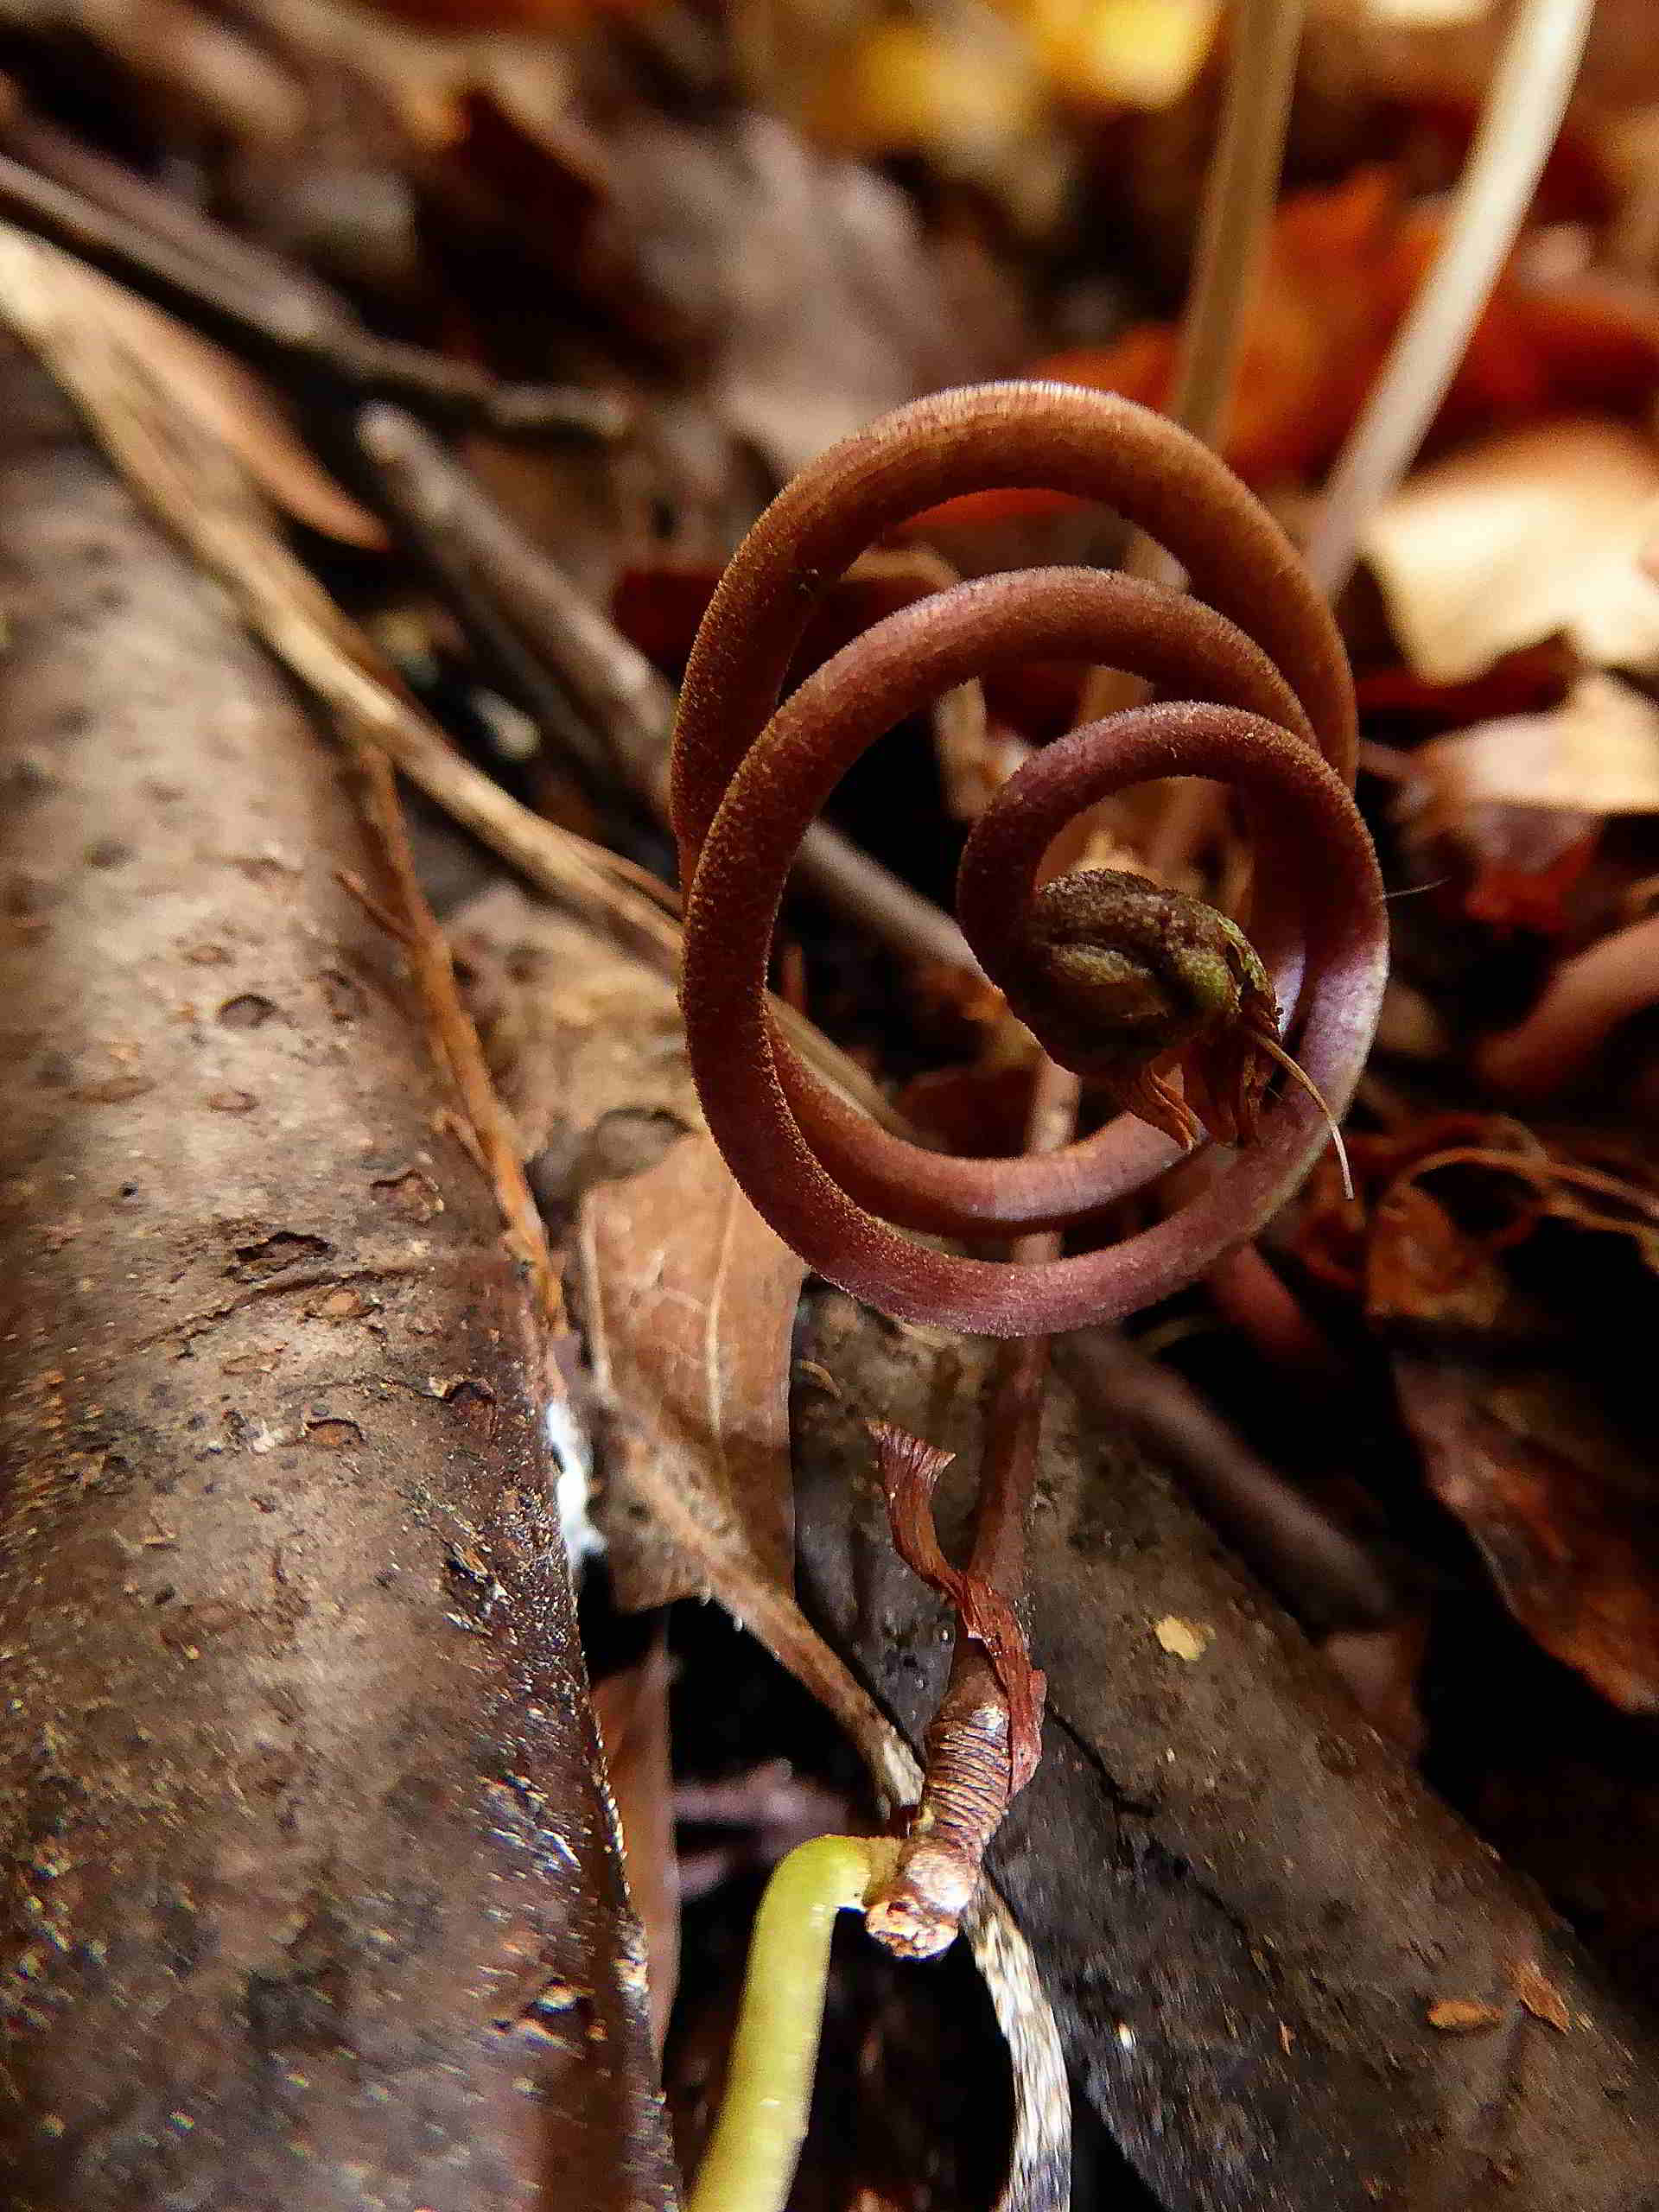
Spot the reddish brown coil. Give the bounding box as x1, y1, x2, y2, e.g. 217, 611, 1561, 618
671, 382, 1387, 1337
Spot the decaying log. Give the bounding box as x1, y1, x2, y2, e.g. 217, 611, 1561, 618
0, 340, 676, 2208
794, 1296, 1659, 2212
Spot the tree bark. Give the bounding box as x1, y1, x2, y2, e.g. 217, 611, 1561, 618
794, 1294, 1659, 2212
0, 340, 675, 2209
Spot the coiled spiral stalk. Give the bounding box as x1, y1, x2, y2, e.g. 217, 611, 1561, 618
672, 381, 1387, 1339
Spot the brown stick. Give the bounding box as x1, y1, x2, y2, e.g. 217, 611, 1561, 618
0, 336, 674, 2207
0, 127, 623, 442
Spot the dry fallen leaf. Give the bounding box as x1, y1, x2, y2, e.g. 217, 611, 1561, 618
1364, 420, 1659, 683
1404, 673, 1659, 826
1395, 1354, 1659, 1718
1427, 1998, 1504, 2033
1514, 1958, 1571, 2033
450, 881, 702, 1170
582, 1132, 804, 1610
1154, 1615, 1213, 1662
1394, 674, 1659, 931
1018, 0, 1223, 112
604, 111, 974, 476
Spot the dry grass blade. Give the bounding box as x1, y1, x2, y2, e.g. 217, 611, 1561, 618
1306, 0, 1596, 598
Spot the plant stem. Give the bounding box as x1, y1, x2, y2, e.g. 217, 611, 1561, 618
1304, 0, 1594, 599
687, 1834, 899, 2212
1169, 0, 1308, 455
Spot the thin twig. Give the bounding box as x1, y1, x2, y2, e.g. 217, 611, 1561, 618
350, 745, 568, 1332
0, 133, 625, 442
1303, 0, 1594, 599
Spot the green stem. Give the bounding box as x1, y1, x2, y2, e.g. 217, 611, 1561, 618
687, 1834, 899, 2212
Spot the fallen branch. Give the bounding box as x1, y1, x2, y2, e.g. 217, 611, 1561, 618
0, 334, 674, 2203
0, 118, 623, 442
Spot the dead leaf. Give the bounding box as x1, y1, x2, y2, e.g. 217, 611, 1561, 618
1353, 638, 1574, 730
603, 111, 982, 475
1365, 1181, 1518, 1332
1514, 1959, 1571, 2032
1404, 674, 1659, 825
1019, 0, 1223, 113
870, 1421, 1047, 1792
1395, 1355, 1659, 1717
1364, 420, 1659, 683
802, 12, 1047, 184
582, 1132, 805, 1609
592, 1638, 679, 2059
450, 882, 702, 1170
1427, 1998, 1503, 2033
1154, 1615, 1213, 1661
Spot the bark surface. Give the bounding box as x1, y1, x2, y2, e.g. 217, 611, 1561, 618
794, 1293, 1659, 2212
0, 342, 674, 2209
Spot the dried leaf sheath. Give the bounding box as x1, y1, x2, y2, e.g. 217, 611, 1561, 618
869, 1422, 1047, 1796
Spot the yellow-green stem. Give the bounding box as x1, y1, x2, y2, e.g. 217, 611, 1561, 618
687, 1834, 900, 2212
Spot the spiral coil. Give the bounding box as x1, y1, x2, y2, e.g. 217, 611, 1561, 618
671, 382, 1387, 1337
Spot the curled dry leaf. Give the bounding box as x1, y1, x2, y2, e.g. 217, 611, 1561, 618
582, 1131, 805, 1610
1396, 672, 1659, 931
1363, 1150, 1659, 1715
1363, 418, 1659, 683
869, 1421, 1048, 1793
